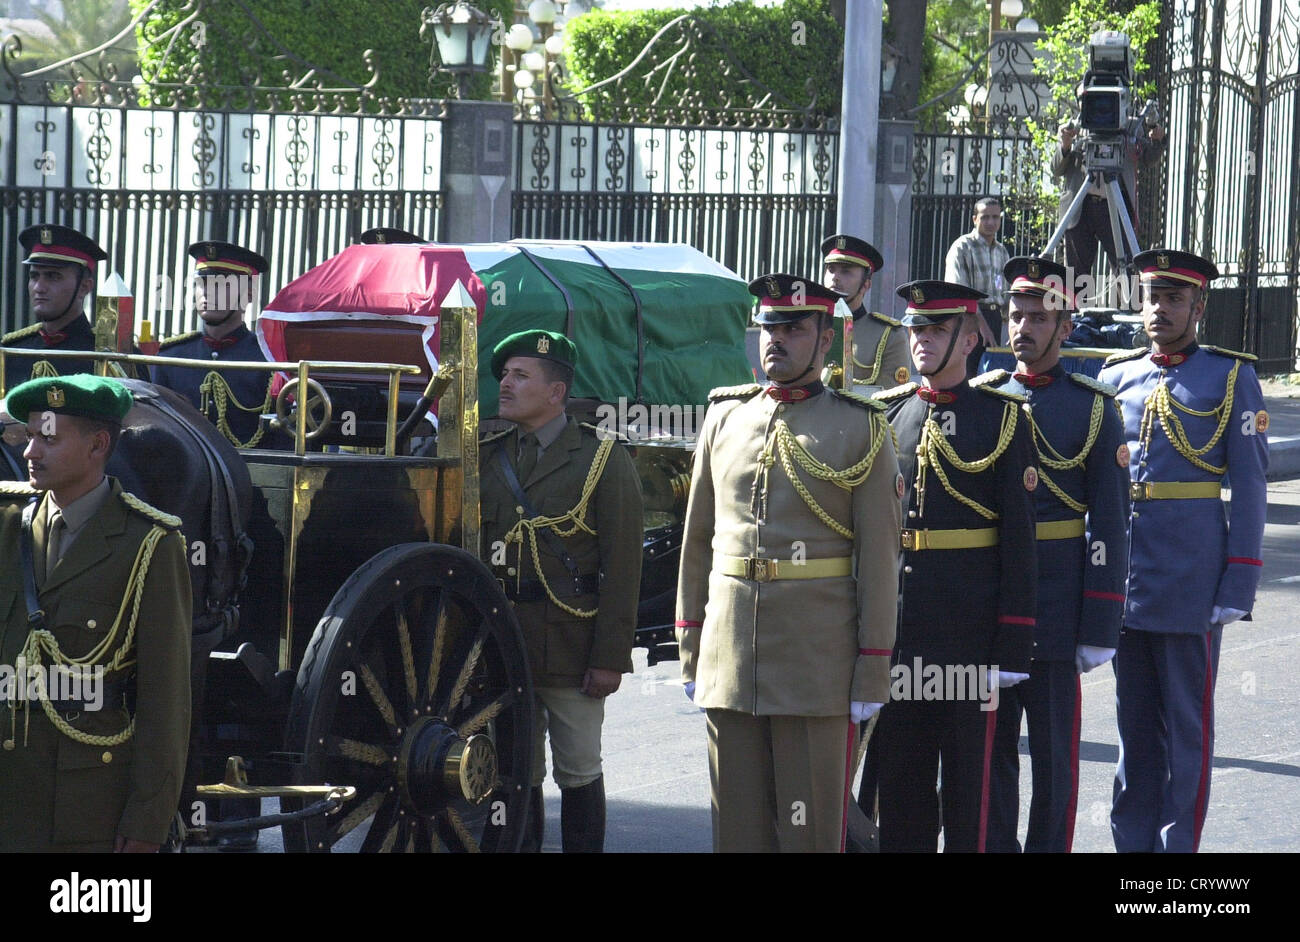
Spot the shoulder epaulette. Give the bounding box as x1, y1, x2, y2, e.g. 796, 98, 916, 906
1103, 347, 1148, 366
969, 369, 1011, 388
831, 388, 887, 412
870, 382, 919, 403
976, 384, 1027, 404
579, 421, 631, 444
708, 383, 762, 403
157, 330, 200, 350
1, 323, 42, 344
869, 311, 902, 328
120, 491, 181, 529
1202, 345, 1257, 362
0, 480, 37, 499
1068, 372, 1118, 397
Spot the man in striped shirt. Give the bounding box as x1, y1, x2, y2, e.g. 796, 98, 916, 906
945, 197, 1011, 376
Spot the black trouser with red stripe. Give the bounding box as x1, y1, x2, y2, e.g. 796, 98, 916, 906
986, 660, 1081, 853
876, 697, 997, 852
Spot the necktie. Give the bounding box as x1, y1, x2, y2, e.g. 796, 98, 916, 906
46, 510, 65, 574
516, 433, 539, 483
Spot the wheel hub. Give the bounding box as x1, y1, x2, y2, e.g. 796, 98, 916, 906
396, 716, 498, 813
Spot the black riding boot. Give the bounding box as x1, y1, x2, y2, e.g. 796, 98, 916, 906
560, 775, 605, 853
519, 786, 545, 853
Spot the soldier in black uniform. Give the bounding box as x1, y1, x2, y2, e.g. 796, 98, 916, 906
984, 257, 1130, 853
151, 242, 276, 449
358, 227, 426, 245
872, 280, 1039, 853
2, 225, 109, 392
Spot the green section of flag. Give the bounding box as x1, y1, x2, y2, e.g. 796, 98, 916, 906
475, 254, 754, 417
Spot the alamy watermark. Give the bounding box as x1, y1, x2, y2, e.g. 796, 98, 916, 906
0, 658, 106, 711
595, 397, 706, 442
889, 658, 1000, 712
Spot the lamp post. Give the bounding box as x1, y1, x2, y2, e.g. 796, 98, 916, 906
499, 0, 570, 116
421, 1, 496, 99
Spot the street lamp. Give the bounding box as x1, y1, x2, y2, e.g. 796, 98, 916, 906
421, 1, 496, 99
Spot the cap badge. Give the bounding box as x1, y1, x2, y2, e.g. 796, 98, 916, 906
765, 276, 781, 299
46, 386, 66, 408
376, 232, 387, 243
836, 236, 847, 251
1157, 252, 1170, 269
206, 243, 218, 260
1027, 260, 1040, 279
911, 286, 925, 304
536, 336, 551, 354
40, 227, 52, 245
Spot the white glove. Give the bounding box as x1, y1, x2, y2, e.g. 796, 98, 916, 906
851, 701, 883, 723
1075, 644, 1117, 674
988, 669, 1029, 690
1211, 606, 1247, 625
684, 681, 696, 702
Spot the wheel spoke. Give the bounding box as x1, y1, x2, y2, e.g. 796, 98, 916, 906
328, 736, 391, 768
358, 794, 399, 853
359, 663, 399, 731
395, 604, 418, 713
429, 820, 448, 853
441, 630, 485, 716
445, 808, 481, 854
376, 821, 400, 854
331, 789, 386, 843
456, 691, 510, 738
423, 594, 450, 707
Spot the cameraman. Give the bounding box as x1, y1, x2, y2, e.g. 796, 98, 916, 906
1052, 108, 1165, 301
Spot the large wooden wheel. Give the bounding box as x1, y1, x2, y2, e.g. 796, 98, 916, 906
282, 543, 533, 852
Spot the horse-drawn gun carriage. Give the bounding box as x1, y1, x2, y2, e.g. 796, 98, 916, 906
0, 239, 755, 852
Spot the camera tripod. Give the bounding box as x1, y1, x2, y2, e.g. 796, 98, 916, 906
1042, 166, 1142, 306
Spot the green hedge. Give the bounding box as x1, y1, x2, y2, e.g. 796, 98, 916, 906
130, 0, 514, 106
562, 0, 842, 119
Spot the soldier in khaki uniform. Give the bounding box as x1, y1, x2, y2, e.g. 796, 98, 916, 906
821, 234, 911, 390
0, 375, 191, 852
479, 330, 643, 853
676, 274, 901, 853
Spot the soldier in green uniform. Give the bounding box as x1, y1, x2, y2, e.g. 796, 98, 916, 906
0, 375, 191, 852
478, 330, 643, 853
821, 234, 911, 391
2, 225, 109, 393
676, 274, 902, 853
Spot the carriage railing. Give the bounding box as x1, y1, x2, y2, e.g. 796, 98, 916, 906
0, 348, 424, 458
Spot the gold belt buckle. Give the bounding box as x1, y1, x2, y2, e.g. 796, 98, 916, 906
1130, 482, 1150, 502
746, 557, 776, 582
900, 529, 919, 551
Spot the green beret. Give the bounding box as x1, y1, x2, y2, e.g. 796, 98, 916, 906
490, 330, 577, 380
5, 374, 133, 424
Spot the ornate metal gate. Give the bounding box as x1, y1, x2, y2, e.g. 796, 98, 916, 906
0, 0, 445, 338
1161, 0, 1300, 371
511, 14, 838, 280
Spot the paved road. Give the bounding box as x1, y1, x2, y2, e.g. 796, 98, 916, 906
244, 478, 1300, 854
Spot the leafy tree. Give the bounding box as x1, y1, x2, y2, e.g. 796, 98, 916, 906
8, 0, 138, 80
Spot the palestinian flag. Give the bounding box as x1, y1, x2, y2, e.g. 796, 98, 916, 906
259, 240, 755, 416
